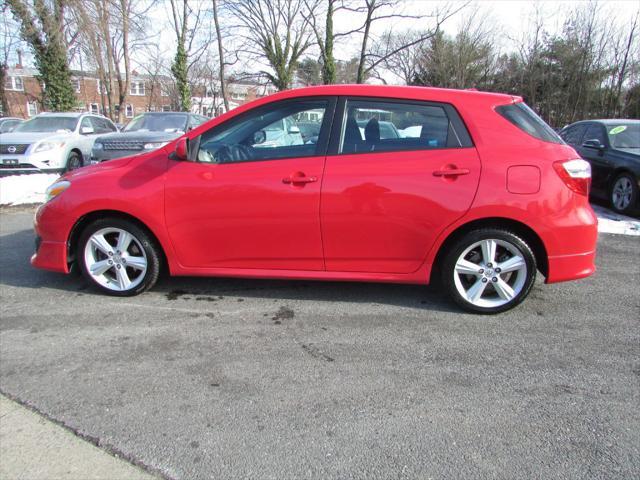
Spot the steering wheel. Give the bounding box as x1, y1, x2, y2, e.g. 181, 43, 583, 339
215, 144, 254, 163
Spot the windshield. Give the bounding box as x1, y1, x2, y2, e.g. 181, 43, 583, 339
607, 124, 640, 149
14, 116, 78, 133
124, 114, 187, 133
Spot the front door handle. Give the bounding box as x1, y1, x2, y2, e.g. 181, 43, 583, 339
282, 172, 318, 185
433, 167, 470, 178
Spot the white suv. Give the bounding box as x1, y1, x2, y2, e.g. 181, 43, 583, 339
0, 112, 117, 173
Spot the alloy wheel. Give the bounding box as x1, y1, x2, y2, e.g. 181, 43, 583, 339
453, 238, 528, 309
612, 176, 633, 211
83, 227, 148, 292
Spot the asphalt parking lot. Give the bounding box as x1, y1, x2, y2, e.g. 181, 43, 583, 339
1, 207, 639, 479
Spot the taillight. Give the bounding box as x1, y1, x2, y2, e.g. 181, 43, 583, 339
553, 159, 591, 196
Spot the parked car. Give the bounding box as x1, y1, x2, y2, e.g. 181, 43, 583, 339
0, 112, 117, 173
90, 112, 209, 164
559, 119, 639, 215
32, 85, 597, 314
0, 117, 24, 133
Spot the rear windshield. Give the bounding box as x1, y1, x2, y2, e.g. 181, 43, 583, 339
496, 102, 563, 144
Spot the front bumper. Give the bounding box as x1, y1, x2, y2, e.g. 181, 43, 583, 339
0, 151, 66, 173
91, 149, 142, 163
31, 203, 72, 274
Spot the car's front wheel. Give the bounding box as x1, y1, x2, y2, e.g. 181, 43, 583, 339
65, 151, 83, 172
610, 172, 638, 215
441, 229, 537, 314
78, 218, 161, 296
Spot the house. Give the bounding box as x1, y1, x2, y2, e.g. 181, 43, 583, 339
2, 66, 173, 119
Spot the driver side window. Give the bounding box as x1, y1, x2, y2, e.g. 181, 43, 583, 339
197, 99, 330, 164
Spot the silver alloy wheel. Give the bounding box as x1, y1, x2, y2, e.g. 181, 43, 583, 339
453, 238, 528, 309
84, 227, 148, 292
612, 176, 633, 211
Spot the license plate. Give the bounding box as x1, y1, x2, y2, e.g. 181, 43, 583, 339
2, 159, 19, 165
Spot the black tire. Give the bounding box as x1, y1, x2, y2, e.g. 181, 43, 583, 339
77, 217, 161, 296
65, 151, 83, 172
610, 172, 638, 216
441, 228, 537, 314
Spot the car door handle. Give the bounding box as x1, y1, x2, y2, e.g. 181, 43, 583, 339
433, 168, 470, 177
282, 172, 318, 184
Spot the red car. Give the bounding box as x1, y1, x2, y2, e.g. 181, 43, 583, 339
32, 85, 597, 314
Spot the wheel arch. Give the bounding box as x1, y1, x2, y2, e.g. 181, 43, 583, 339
67, 210, 168, 270
429, 217, 548, 283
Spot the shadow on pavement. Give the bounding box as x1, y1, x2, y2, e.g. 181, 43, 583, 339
0, 227, 458, 313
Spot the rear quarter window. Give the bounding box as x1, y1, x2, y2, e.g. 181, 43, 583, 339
497, 102, 564, 144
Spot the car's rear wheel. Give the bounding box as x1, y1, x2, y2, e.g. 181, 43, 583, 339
78, 218, 161, 296
610, 172, 638, 215
441, 229, 536, 314
65, 151, 83, 172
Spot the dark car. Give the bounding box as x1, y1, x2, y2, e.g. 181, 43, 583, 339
560, 119, 640, 215
90, 112, 209, 164
0, 117, 24, 133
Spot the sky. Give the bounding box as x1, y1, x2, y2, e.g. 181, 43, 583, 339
5, 0, 639, 78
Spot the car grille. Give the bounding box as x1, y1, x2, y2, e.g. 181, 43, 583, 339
0, 143, 30, 154
102, 141, 144, 151
0, 163, 37, 169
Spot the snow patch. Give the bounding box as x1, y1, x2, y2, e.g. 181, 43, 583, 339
0, 174, 59, 206
592, 205, 640, 236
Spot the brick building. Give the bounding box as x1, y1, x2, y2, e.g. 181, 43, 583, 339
2, 66, 174, 120
3, 65, 281, 121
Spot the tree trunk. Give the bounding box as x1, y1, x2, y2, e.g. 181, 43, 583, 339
356, 1, 374, 84
212, 0, 229, 111
322, 0, 336, 84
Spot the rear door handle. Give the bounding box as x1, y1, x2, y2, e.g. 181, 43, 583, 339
433, 168, 470, 177
283, 172, 318, 184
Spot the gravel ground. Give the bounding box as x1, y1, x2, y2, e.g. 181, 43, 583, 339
1, 208, 639, 480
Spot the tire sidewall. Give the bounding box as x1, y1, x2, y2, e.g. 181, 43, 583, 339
66, 152, 82, 172
441, 229, 537, 314
77, 218, 160, 296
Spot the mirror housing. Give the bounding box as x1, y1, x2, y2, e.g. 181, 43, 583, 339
174, 137, 189, 161
582, 138, 604, 150
289, 125, 301, 134
81, 126, 94, 135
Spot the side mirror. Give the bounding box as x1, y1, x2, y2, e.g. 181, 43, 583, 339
174, 137, 189, 160
288, 125, 301, 134
81, 126, 94, 135
582, 139, 604, 150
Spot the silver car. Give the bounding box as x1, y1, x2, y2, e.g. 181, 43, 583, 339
0, 112, 117, 173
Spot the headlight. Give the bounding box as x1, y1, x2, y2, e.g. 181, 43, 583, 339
93, 142, 103, 150
45, 180, 71, 202
143, 142, 168, 150
33, 141, 66, 153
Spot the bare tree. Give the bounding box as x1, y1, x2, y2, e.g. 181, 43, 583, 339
226, 0, 316, 90
7, 0, 77, 111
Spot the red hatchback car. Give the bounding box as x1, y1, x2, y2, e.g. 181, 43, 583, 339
32, 85, 597, 313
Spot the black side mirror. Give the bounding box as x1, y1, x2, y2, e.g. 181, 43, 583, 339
582, 139, 604, 150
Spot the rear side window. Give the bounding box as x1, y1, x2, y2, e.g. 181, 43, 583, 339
497, 102, 563, 144
340, 99, 472, 155
560, 124, 587, 146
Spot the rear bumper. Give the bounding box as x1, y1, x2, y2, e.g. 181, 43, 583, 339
546, 249, 596, 283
